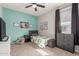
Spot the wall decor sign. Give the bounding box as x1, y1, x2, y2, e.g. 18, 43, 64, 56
13, 23, 19, 27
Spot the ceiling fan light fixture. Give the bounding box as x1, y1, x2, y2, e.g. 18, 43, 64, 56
25, 3, 45, 12
32, 5, 37, 8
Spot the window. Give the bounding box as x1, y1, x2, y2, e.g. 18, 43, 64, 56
60, 6, 72, 34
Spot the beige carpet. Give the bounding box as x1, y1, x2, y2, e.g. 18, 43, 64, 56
11, 42, 79, 56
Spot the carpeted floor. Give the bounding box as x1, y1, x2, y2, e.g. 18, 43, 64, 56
11, 42, 79, 56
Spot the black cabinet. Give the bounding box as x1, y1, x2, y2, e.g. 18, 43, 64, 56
63, 34, 74, 52
57, 33, 74, 52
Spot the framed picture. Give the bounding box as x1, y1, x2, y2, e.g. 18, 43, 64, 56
40, 23, 43, 30
40, 21, 48, 30
20, 21, 29, 28
44, 22, 48, 30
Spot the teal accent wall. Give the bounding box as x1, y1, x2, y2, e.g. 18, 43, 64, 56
0, 7, 2, 17
2, 7, 38, 42
0, 7, 1, 12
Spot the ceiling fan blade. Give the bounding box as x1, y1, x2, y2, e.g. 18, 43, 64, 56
32, 3, 37, 4
25, 5, 32, 8
37, 4, 45, 8
35, 7, 37, 11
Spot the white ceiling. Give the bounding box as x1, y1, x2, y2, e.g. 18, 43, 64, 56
0, 3, 64, 16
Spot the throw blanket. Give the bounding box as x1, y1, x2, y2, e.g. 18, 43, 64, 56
31, 36, 50, 48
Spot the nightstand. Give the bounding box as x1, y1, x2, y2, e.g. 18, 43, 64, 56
24, 35, 30, 42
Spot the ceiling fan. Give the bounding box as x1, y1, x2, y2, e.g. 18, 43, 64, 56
25, 3, 45, 12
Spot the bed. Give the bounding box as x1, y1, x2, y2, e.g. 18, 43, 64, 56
29, 30, 51, 48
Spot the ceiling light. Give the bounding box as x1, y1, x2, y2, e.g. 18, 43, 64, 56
32, 5, 37, 8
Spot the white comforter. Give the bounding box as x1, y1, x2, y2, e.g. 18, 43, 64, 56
31, 36, 50, 48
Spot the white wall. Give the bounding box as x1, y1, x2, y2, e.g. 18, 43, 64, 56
38, 10, 55, 39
